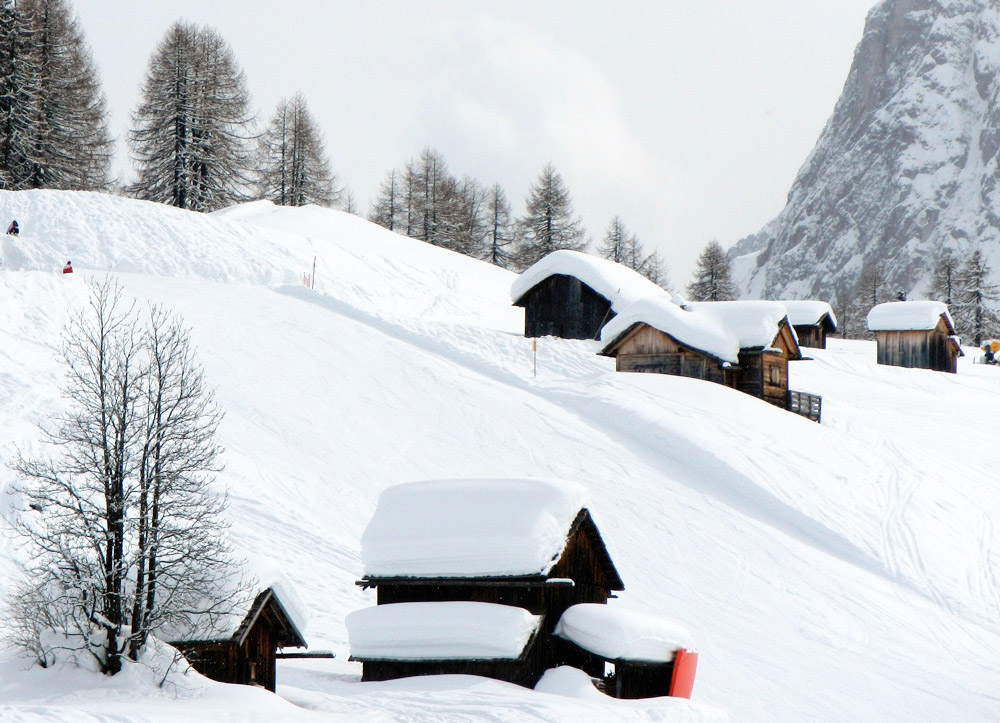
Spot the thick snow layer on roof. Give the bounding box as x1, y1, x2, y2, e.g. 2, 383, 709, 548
361, 478, 590, 578
600, 298, 791, 363
553, 604, 693, 663
685, 300, 792, 351
600, 296, 738, 362
510, 250, 667, 311
162, 560, 308, 644
779, 300, 838, 329
867, 300, 954, 332
346, 602, 540, 661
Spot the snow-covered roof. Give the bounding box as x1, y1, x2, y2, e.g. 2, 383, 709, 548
553, 603, 693, 663
600, 297, 793, 364
347, 602, 541, 661
162, 562, 308, 645
778, 300, 838, 330
866, 301, 954, 332
510, 250, 667, 311
361, 478, 591, 578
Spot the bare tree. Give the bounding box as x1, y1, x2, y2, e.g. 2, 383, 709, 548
9, 279, 244, 674
928, 248, 960, 305
953, 250, 1000, 346
597, 216, 671, 290
484, 183, 514, 268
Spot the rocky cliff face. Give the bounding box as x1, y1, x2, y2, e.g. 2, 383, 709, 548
732, 0, 1000, 305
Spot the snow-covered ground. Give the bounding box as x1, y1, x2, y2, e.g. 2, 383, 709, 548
1, 190, 999, 721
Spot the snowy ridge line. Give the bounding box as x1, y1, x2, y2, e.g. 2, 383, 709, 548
273, 284, 904, 591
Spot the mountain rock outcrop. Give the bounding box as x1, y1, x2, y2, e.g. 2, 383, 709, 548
732, 0, 1000, 305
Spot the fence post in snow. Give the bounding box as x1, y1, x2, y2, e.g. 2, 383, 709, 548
311, 256, 317, 290
533, 338, 537, 377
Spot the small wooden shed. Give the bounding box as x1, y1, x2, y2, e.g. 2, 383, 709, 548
169, 586, 307, 692
551, 603, 698, 699
600, 298, 810, 414
779, 300, 838, 349
511, 249, 666, 339
867, 301, 963, 373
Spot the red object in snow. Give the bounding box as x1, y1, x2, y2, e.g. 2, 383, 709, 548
668, 649, 698, 699
62, 262, 73, 274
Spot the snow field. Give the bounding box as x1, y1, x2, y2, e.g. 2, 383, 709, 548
0, 191, 998, 721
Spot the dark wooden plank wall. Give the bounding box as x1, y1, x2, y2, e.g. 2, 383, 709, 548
611, 325, 730, 384
876, 319, 958, 373
793, 325, 825, 349
521, 275, 614, 339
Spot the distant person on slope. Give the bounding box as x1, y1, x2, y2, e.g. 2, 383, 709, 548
62, 261, 73, 274
6, 220, 18, 236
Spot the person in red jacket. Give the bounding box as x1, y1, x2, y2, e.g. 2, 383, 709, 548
62, 261, 73, 274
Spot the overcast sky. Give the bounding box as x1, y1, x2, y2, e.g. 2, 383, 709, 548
72, 0, 877, 283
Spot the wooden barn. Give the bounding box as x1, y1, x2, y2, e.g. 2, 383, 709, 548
779, 300, 838, 349
867, 301, 963, 373
551, 603, 699, 699
511, 249, 666, 339
599, 297, 819, 419
169, 586, 307, 692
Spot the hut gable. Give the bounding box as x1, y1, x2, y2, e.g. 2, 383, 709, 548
867, 301, 963, 373
780, 300, 838, 349
511, 250, 667, 339
169, 586, 307, 692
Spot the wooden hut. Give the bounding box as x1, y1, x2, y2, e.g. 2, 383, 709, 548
779, 300, 838, 349
169, 586, 307, 692
551, 603, 698, 699
600, 297, 817, 418
511, 249, 666, 339
867, 301, 963, 373
348, 601, 545, 686
352, 478, 625, 686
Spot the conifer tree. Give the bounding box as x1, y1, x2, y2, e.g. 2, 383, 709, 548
514, 163, 586, 269
928, 248, 960, 305
484, 183, 514, 268
0, 0, 111, 190
369, 168, 403, 232
686, 239, 737, 301
256, 93, 336, 207
954, 250, 1000, 345
129, 22, 255, 212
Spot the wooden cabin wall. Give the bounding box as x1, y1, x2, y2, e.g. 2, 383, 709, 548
614, 660, 675, 699
876, 324, 957, 373
361, 644, 546, 688
612, 326, 728, 384
793, 325, 824, 349
521, 275, 614, 339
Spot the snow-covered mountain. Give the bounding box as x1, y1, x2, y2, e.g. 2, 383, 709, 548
1, 190, 999, 722
731, 0, 1000, 303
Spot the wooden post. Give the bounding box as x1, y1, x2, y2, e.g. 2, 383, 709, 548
311, 256, 317, 290
532, 338, 537, 377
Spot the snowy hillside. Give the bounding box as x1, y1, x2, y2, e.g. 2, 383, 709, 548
731, 0, 1000, 303
1, 190, 999, 722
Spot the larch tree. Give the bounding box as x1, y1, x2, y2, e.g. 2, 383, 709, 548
256, 93, 337, 207
129, 22, 256, 212
596, 215, 670, 289
0, 0, 111, 190
9, 280, 245, 675
954, 250, 1000, 346
514, 163, 586, 269
369, 168, 403, 232
928, 248, 960, 305
686, 239, 737, 301
484, 183, 514, 268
